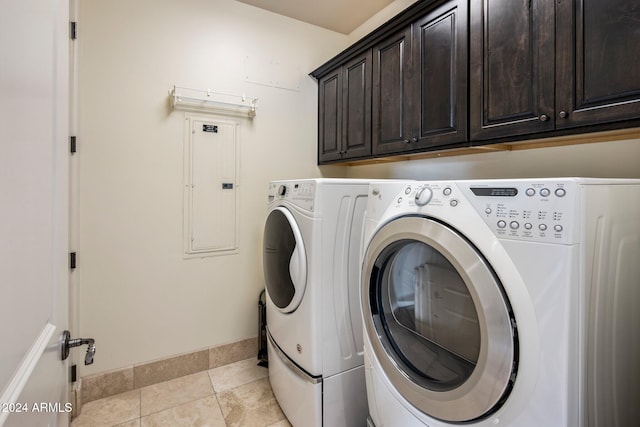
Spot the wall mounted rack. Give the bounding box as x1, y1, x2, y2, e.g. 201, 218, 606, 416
170, 85, 257, 118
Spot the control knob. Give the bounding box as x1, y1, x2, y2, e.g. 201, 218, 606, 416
415, 187, 433, 206
278, 185, 287, 196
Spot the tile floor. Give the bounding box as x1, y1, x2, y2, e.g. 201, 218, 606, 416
71, 358, 291, 427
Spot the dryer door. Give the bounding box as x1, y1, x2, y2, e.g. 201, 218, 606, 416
263, 207, 307, 313
362, 216, 517, 422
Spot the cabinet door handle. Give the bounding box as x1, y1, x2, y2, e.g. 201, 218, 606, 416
559, 111, 568, 118
411, 137, 418, 143
403, 139, 411, 144
539, 114, 550, 122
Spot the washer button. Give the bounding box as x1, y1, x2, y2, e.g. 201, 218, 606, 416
497, 220, 507, 229
450, 199, 459, 207
443, 187, 452, 196
405, 186, 412, 195
554, 224, 563, 232
510, 221, 520, 230
539, 224, 548, 231
526, 188, 536, 197
485, 208, 492, 215
540, 188, 551, 197
555, 188, 566, 197
524, 223, 533, 230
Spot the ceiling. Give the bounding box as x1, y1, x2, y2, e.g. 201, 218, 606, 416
235, 0, 395, 34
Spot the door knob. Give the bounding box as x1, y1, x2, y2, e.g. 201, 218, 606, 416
61, 330, 96, 365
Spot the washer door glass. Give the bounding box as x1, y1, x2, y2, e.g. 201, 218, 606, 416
263, 207, 307, 313
362, 217, 516, 422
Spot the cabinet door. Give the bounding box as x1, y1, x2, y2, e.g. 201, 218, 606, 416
556, 0, 640, 128
318, 67, 342, 163
411, 0, 468, 150
470, 0, 555, 140
372, 26, 413, 155
342, 51, 372, 160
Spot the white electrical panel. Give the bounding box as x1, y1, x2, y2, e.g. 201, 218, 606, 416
183, 114, 239, 257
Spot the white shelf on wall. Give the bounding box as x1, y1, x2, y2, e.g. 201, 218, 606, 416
170, 86, 257, 118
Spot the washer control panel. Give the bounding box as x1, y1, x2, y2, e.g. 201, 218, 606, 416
388, 180, 579, 244
268, 181, 316, 211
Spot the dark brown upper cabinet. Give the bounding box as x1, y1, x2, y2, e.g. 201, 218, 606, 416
373, 0, 468, 155
318, 51, 372, 163
471, 0, 640, 141
372, 26, 413, 155
556, 0, 640, 128
312, 0, 640, 164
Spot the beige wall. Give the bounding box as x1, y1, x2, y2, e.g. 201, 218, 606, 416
76, 0, 348, 376
347, 0, 419, 43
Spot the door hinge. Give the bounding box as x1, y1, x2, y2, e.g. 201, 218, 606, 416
70, 136, 77, 154
70, 22, 77, 40
70, 364, 77, 383
70, 252, 77, 270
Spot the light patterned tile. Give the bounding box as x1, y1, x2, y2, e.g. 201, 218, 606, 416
81, 366, 134, 404
140, 396, 226, 427
134, 349, 209, 389
70, 389, 140, 427
217, 378, 286, 427
114, 419, 141, 427
267, 420, 292, 427
140, 371, 214, 416
208, 357, 268, 393
209, 338, 258, 369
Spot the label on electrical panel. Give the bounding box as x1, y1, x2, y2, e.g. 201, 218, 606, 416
202, 124, 218, 133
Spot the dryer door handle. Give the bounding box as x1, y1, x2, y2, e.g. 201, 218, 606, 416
289, 245, 304, 289
266, 206, 307, 313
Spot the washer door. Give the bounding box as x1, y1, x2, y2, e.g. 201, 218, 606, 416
362, 217, 517, 422
263, 207, 307, 313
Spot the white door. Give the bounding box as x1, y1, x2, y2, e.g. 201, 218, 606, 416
0, 0, 71, 426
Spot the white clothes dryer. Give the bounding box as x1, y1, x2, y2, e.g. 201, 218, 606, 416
263, 179, 370, 427
360, 178, 640, 427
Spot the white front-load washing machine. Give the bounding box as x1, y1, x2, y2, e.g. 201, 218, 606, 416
263, 179, 370, 427
360, 178, 640, 427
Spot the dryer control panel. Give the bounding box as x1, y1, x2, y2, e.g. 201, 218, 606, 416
458, 180, 580, 244
385, 179, 581, 245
